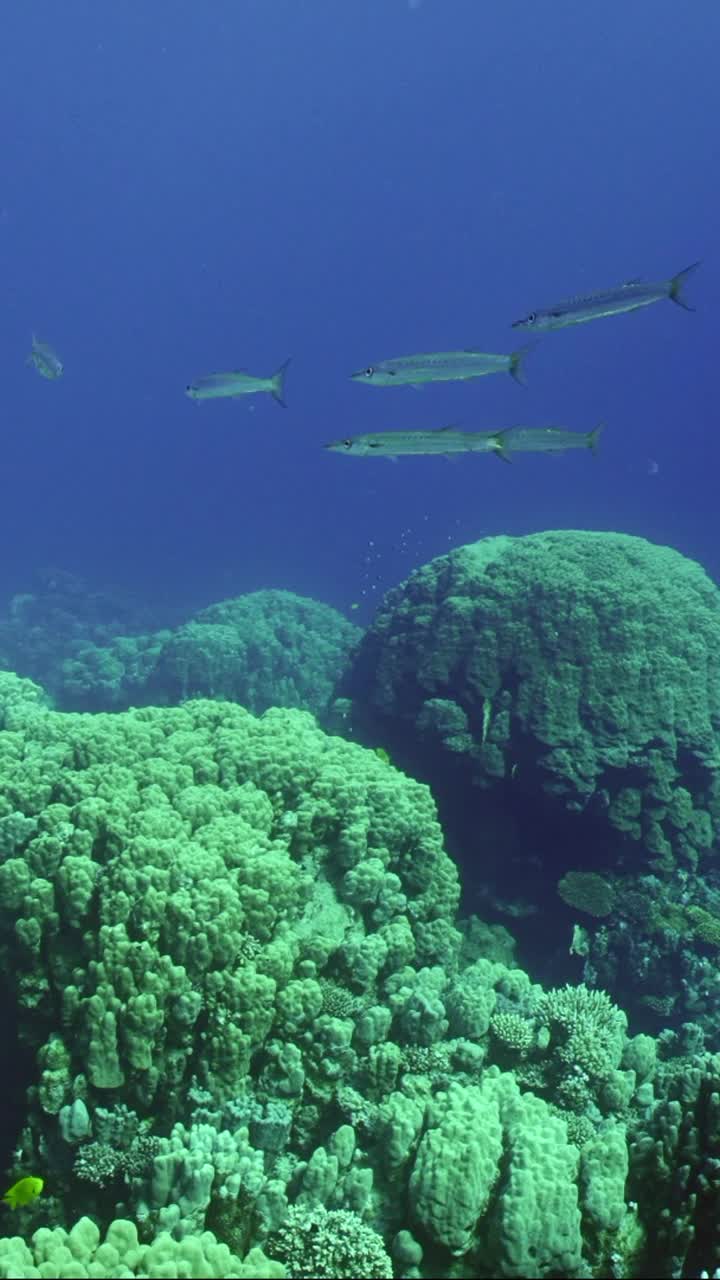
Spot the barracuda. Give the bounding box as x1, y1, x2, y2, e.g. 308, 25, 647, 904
350, 345, 532, 387
512, 262, 699, 331
325, 425, 509, 458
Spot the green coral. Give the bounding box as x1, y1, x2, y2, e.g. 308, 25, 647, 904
58, 631, 171, 711
539, 984, 628, 1110
409, 1077, 504, 1254
0, 1216, 284, 1278
0, 674, 459, 1133
685, 903, 720, 947
149, 589, 361, 716
341, 531, 720, 873
406, 1069, 585, 1274
557, 871, 615, 917
0, 670, 697, 1279
487, 1084, 583, 1278
269, 1205, 392, 1279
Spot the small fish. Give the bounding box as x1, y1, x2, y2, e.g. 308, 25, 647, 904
2, 1175, 44, 1209
512, 262, 700, 331
325, 425, 509, 458
186, 358, 290, 407
501, 423, 605, 455
26, 334, 63, 380
351, 345, 531, 388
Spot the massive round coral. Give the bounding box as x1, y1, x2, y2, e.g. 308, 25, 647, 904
339, 531, 720, 876
148, 589, 361, 716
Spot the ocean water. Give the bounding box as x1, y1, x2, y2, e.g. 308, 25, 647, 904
1, 0, 717, 614
1, 3, 720, 1276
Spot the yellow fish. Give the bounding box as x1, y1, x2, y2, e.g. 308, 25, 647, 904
2, 1176, 44, 1209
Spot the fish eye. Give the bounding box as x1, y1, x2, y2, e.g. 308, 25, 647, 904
526, 312, 536, 324
364, 366, 374, 377
343, 438, 353, 448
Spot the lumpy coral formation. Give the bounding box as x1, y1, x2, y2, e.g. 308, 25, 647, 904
0, 671, 457, 1125
2, 530, 720, 1277
339, 530, 720, 874
0, 582, 360, 718
147, 589, 361, 715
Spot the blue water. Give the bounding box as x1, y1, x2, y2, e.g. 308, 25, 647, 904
1, 0, 717, 619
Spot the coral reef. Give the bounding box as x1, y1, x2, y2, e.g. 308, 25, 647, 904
0, 581, 360, 717
3, 522, 720, 1280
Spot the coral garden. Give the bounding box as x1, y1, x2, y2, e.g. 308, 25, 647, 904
0, 581, 360, 720
1, 532, 720, 1277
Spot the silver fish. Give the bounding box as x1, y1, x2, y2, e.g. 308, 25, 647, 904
351, 345, 531, 387
26, 334, 63, 380
512, 262, 699, 331
186, 358, 290, 407
501, 423, 604, 455
325, 425, 508, 458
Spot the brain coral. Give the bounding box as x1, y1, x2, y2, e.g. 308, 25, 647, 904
339, 531, 720, 874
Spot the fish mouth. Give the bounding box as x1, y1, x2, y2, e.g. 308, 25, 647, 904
510, 318, 526, 328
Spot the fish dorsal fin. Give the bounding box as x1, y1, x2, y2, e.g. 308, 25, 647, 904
435, 423, 460, 432
622, 276, 642, 286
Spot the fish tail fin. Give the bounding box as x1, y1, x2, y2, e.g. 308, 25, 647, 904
669, 261, 700, 311
587, 422, 605, 454
271, 357, 291, 407
491, 429, 513, 463
509, 344, 533, 385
